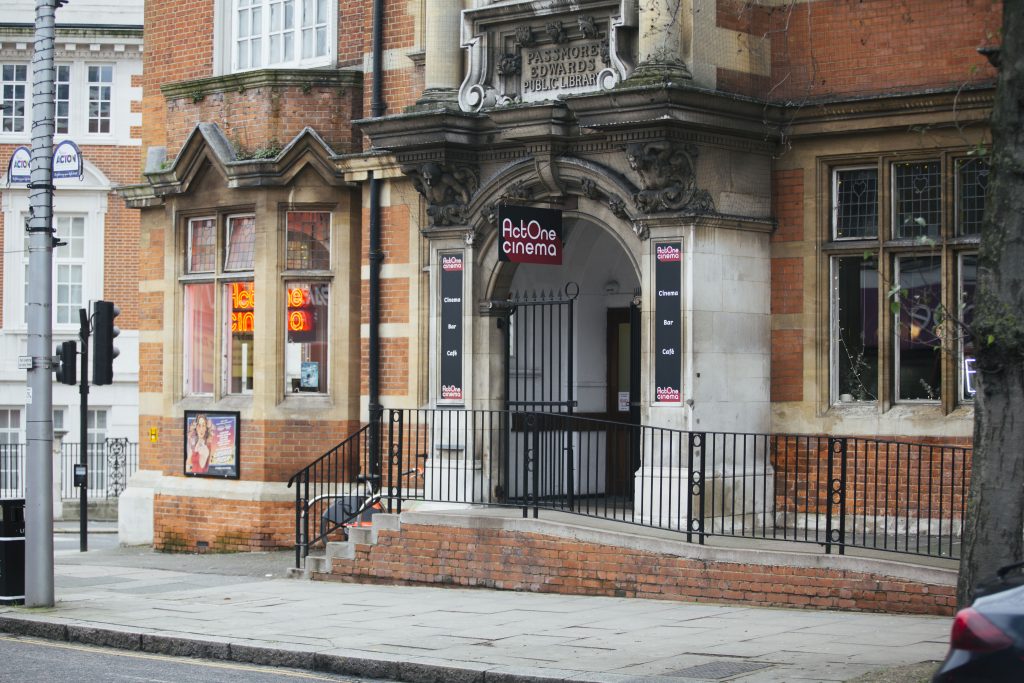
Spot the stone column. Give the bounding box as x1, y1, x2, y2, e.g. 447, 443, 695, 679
633, 0, 692, 81
419, 0, 462, 104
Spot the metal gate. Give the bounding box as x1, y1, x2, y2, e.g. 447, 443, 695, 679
496, 286, 577, 509
502, 285, 577, 413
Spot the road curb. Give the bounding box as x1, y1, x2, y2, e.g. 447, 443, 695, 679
0, 614, 626, 683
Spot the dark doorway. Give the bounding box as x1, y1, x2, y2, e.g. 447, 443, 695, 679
605, 305, 640, 496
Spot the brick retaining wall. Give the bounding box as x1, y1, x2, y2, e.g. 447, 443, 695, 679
317, 513, 957, 616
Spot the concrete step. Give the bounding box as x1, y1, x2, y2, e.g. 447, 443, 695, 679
326, 542, 355, 561
346, 526, 376, 545
306, 514, 401, 578
304, 554, 330, 575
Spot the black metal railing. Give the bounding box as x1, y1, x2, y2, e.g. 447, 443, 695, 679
0, 443, 26, 499
60, 439, 138, 500
290, 408, 971, 567
381, 409, 970, 560
287, 422, 373, 568
0, 440, 138, 500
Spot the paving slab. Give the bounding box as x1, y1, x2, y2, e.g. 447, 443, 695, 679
0, 546, 952, 683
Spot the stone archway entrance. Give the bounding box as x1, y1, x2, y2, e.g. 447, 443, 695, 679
490, 215, 642, 497
495, 215, 641, 416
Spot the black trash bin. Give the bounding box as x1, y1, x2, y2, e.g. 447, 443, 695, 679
0, 498, 25, 605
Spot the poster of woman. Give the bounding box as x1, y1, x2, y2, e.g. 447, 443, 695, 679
183, 411, 240, 479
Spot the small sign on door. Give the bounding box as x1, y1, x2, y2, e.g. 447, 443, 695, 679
618, 391, 630, 412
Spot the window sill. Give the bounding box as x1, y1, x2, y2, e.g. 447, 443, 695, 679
178, 395, 252, 411
280, 393, 333, 411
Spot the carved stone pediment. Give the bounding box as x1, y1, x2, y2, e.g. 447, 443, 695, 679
625, 141, 715, 215
459, 0, 638, 113
403, 162, 479, 227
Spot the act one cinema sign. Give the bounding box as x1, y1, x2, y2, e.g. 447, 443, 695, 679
498, 205, 563, 265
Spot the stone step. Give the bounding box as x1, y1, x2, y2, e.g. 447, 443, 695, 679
305, 514, 402, 578
326, 541, 355, 560
346, 526, 376, 545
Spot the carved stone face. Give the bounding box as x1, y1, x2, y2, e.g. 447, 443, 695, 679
625, 143, 644, 171
421, 162, 442, 187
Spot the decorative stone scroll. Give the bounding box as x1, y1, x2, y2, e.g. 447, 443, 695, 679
404, 162, 479, 227
625, 141, 715, 215
459, 1, 637, 113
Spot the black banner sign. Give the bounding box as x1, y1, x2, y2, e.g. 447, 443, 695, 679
498, 205, 563, 265
654, 243, 682, 403
440, 253, 464, 402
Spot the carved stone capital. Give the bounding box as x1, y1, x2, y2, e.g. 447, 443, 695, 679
403, 161, 479, 227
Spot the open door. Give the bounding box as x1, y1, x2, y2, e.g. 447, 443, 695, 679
606, 306, 640, 496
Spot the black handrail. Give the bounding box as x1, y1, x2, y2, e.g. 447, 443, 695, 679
287, 420, 376, 568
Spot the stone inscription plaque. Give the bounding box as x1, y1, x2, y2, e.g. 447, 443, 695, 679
521, 40, 605, 101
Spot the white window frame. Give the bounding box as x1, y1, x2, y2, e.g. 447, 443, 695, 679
55, 63, 71, 135
87, 63, 114, 135
1, 62, 28, 134
221, 0, 335, 74
0, 408, 23, 498
21, 213, 89, 329
87, 408, 108, 494
54, 215, 87, 325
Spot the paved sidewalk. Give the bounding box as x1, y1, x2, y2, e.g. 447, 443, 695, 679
0, 545, 950, 683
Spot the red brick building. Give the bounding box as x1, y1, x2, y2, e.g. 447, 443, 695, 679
120, 0, 996, 564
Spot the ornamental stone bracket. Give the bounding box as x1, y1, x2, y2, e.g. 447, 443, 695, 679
624, 140, 715, 215
403, 161, 480, 227
459, 0, 638, 113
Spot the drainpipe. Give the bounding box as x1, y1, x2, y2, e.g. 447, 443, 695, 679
368, 0, 385, 479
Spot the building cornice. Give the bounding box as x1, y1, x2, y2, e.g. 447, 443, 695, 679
161, 68, 362, 101
782, 85, 995, 137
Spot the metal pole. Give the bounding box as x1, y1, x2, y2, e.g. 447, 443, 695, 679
367, 0, 385, 480
78, 308, 89, 552
25, 0, 60, 608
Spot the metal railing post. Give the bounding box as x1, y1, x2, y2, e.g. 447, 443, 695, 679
293, 476, 303, 569
388, 409, 404, 515
827, 437, 847, 555
687, 432, 705, 545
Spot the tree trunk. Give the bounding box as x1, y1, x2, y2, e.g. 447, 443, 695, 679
957, 0, 1024, 607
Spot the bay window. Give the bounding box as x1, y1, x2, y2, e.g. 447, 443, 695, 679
232, 0, 332, 72
827, 153, 986, 409
284, 211, 331, 394
181, 214, 256, 397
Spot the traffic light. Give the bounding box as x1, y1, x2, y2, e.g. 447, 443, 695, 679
92, 300, 120, 385
55, 340, 77, 385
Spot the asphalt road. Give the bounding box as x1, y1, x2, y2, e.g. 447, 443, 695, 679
0, 634, 396, 683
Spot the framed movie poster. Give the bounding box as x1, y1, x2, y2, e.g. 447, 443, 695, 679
183, 410, 241, 479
